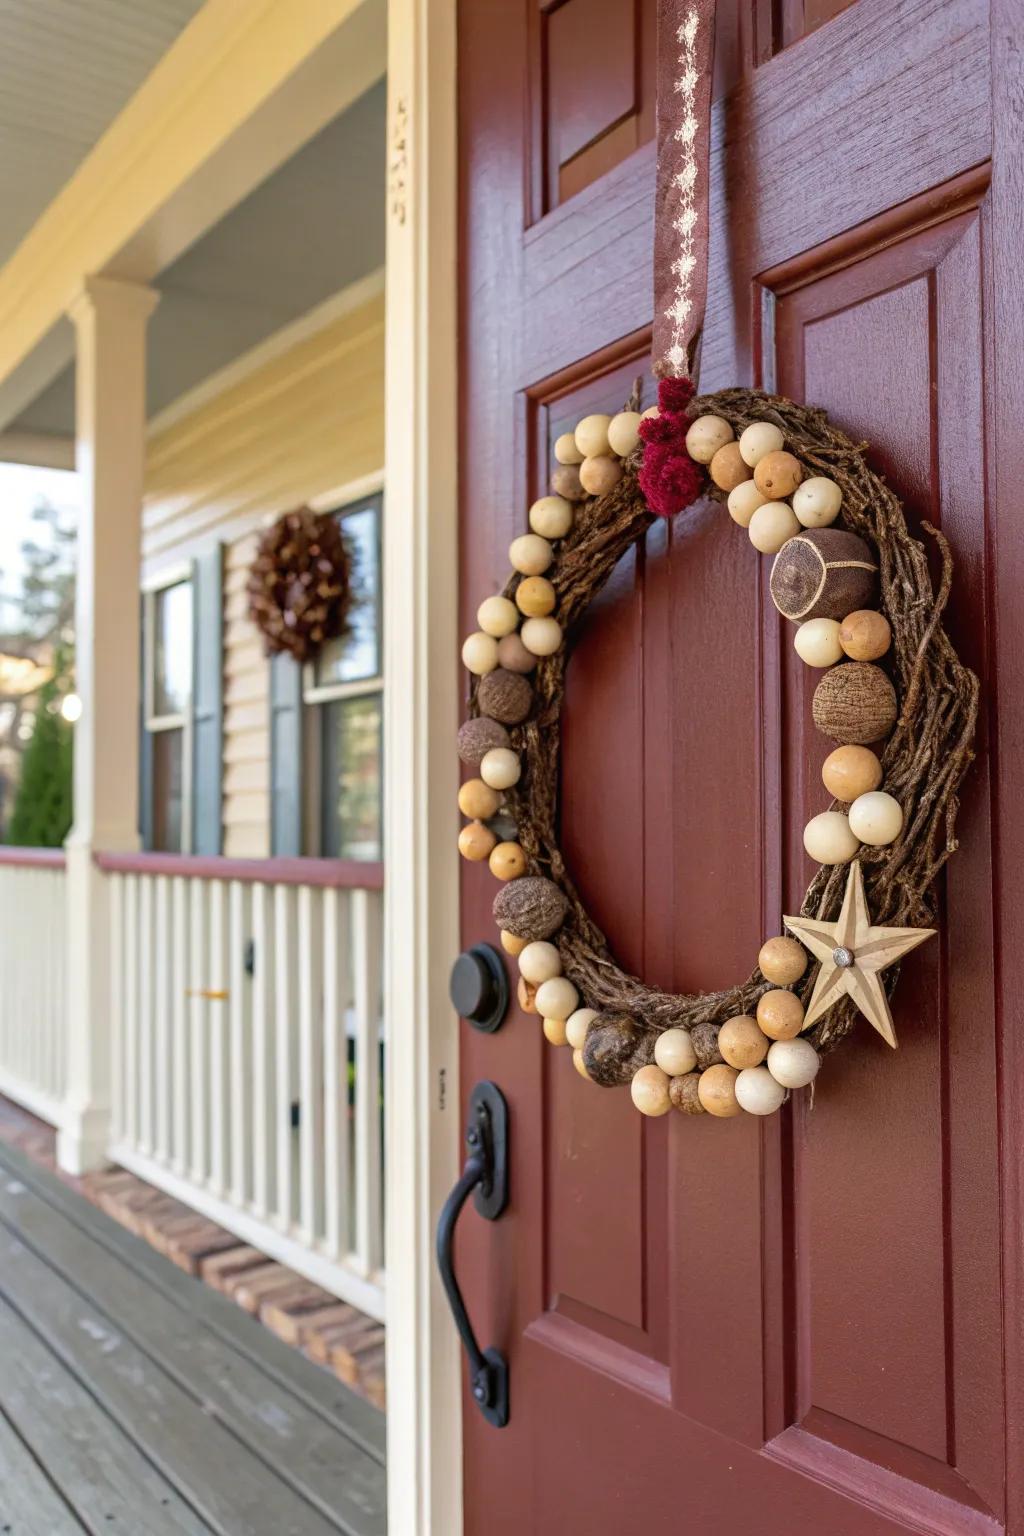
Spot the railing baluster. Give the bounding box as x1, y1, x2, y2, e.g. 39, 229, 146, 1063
171, 876, 189, 1174
124, 876, 139, 1150
251, 881, 275, 1221
352, 887, 384, 1277
273, 884, 297, 1232
208, 880, 229, 1197
322, 887, 351, 1261
298, 885, 325, 1247
189, 879, 208, 1183
153, 876, 171, 1163
109, 874, 124, 1143
228, 880, 251, 1208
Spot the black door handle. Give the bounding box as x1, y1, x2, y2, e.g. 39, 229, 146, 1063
435, 1081, 510, 1428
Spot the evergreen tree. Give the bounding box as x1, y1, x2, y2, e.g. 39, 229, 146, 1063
5, 650, 73, 848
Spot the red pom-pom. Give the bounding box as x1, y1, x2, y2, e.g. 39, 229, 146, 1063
639, 445, 704, 519
638, 411, 681, 447
657, 375, 696, 415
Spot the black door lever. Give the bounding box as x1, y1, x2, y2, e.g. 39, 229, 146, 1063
435, 1081, 509, 1427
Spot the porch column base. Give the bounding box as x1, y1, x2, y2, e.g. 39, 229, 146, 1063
57, 1103, 112, 1176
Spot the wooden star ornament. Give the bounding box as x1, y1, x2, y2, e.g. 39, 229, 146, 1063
783, 860, 934, 1048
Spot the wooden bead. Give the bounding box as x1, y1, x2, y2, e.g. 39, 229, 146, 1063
749, 500, 800, 554
709, 441, 752, 492
535, 976, 579, 1021
477, 594, 519, 637
821, 744, 883, 801
509, 533, 554, 576
770, 529, 878, 623
500, 929, 528, 956
753, 449, 803, 499
461, 631, 499, 675
479, 747, 521, 790
848, 790, 903, 846
641, 405, 660, 420
575, 414, 612, 458
493, 876, 568, 941
839, 608, 891, 661
803, 809, 860, 864
529, 495, 573, 538
573, 1048, 591, 1080
697, 1063, 742, 1117
630, 1064, 672, 1117
458, 778, 502, 819
756, 989, 805, 1041
766, 1037, 820, 1088
554, 432, 584, 465
794, 618, 844, 668
812, 662, 897, 744
518, 976, 539, 1014
690, 1020, 724, 1068
518, 940, 562, 985
793, 476, 842, 528
458, 820, 496, 861
543, 1016, 569, 1046
653, 1027, 697, 1076
735, 1065, 788, 1115
758, 936, 807, 986
520, 616, 562, 656
738, 420, 785, 467
669, 1072, 705, 1113
497, 632, 537, 673
489, 841, 528, 880
515, 576, 556, 617
607, 411, 642, 457
566, 1007, 598, 1050
457, 716, 510, 765
579, 455, 623, 496
727, 479, 768, 527
551, 465, 586, 502
718, 1014, 769, 1069
477, 668, 532, 725
685, 414, 733, 464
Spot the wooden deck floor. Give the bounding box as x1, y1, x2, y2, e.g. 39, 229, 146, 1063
0, 1140, 386, 1535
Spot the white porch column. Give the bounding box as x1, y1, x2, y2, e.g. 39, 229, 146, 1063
58, 276, 158, 1175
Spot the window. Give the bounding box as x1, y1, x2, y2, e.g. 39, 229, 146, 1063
143, 576, 193, 852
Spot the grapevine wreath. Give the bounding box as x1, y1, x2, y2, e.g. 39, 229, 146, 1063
456, 379, 979, 1119
247, 507, 352, 664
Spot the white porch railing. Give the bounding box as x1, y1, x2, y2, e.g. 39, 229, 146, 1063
0, 849, 68, 1128
98, 852, 386, 1322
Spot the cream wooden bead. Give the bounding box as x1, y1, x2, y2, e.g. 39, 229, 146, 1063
554, 432, 584, 465
749, 500, 800, 554
509, 533, 554, 576
653, 1027, 697, 1076
461, 631, 499, 675
766, 1037, 820, 1088
518, 940, 562, 985
579, 455, 623, 496
529, 495, 574, 539
566, 1007, 598, 1050
573, 1048, 591, 1080
458, 778, 502, 820
500, 929, 528, 956
685, 414, 733, 464
794, 618, 844, 668
477, 594, 519, 637
803, 809, 860, 864
630, 1064, 672, 1117
735, 1066, 787, 1116
497, 632, 537, 674
793, 476, 842, 529
543, 1016, 569, 1046
727, 479, 768, 527
607, 411, 642, 457
848, 790, 903, 846
641, 405, 660, 419
718, 1014, 769, 1069
697, 1063, 741, 1117
458, 820, 496, 861
479, 747, 521, 790
574, 413, 612, 458
738, 421, 785, 467
489, 841, 528, 880
521, 616, 563, 656
535, 976, 578, 1021
515, 576, 556, 617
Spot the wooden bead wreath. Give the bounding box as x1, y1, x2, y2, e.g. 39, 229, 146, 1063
247, 507, 352, 663
458, 376, 979, 1120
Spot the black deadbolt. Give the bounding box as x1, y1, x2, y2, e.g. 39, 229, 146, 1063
449, 945, 509, 1033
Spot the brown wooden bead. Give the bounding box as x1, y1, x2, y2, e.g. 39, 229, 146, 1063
477, 669, 533, 724
709, 441, 752, 492
493, 876, 568, 940
517, 976, 539, 1014
839, 608, 892, 661
753, 449, 803, 498
515, 576, 556, 617
770, 529, 878, 623
812, 662, 898, 745
458, 820, 496, 862
718, 1014, 769, 1069
757, 936, 807, 986
543, 1016, 569, 1046
551, 464, 586, 502
458, 778, 501, 820
457, 716, 510, 766
821, 744, 883, 802
489, 841, 527, 880
500, 929, 528, 956
690, 1020, 724, 1069
578, 455, 623, 496
697, 1064, 742, 1117
756, 989, 805, 1040
669, 1072, 706, 1114
497, 631, 537, 673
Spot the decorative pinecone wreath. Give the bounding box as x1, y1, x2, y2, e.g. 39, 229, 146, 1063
247, 508, 352, 663
457, 376, 979, 1121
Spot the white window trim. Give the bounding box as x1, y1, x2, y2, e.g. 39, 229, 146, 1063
142, 566, 194, 854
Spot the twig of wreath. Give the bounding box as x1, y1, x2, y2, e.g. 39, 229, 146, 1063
457, 377, 979, 1120
247, 507, 352, 664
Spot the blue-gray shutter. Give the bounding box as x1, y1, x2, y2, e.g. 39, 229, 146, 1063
139, 598, 154, 850
270, 651, 304, 856
191, 546, 224, 855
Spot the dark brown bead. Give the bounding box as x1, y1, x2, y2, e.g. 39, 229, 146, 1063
492, 876, 568, 942
477, 669, 533, 725
690, 1020, 724, 1069
457, 716, 510, 766
669, 1073, 706, 1114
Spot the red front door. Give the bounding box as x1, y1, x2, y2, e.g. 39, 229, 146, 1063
456, 1, 1020, 1531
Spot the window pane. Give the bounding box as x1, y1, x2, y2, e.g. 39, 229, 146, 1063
315, 505, 380, 686
154, 581, 192, 716
321, 694, 382, 860
152, 728, 184, 852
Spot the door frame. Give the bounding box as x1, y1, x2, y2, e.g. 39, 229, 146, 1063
382, 1, 463, 1532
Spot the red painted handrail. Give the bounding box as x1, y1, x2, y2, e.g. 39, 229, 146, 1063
0, 846, 67, 869
93, 850, 384, 890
